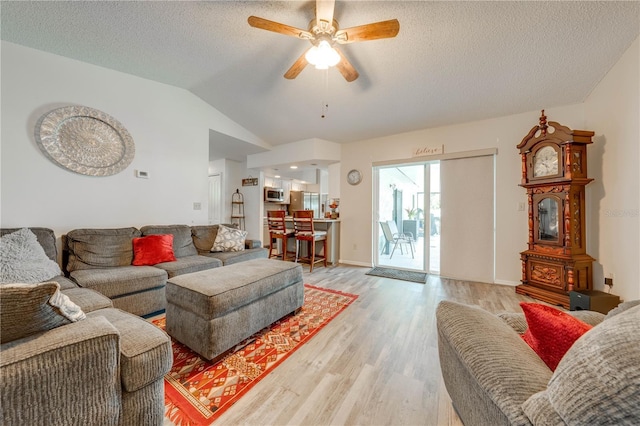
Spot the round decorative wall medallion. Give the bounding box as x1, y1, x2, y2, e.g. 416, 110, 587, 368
347, 169, 362, 185
35, 105, 135, 177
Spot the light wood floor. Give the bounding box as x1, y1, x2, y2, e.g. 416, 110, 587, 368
207, 264, 533, 426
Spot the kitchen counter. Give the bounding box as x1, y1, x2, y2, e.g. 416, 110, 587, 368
280, 216, 340, 222
263, 217, 341, 265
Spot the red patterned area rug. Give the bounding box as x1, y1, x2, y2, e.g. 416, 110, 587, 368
153, 284, 358, 426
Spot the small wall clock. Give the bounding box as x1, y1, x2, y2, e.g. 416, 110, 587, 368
347, 169, 362, 185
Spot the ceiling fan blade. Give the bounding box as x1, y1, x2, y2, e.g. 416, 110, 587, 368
248, 16, 313, 39
284, 49, 309, 79
316, 0, 335, 31
334, 47, 359, 82
334, 19, 400, 44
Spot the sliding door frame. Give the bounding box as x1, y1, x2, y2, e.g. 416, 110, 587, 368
372, 148, 497, 278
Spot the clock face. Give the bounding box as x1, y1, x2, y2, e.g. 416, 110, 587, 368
533, 146, 559, 177
347, 169, 362, 185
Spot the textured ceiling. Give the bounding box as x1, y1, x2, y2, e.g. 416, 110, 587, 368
2, 1, 639, 152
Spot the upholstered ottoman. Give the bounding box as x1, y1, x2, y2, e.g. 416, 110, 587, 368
165, 258, 304, 361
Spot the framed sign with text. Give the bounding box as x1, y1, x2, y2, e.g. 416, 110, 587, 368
242, 177, 258, 186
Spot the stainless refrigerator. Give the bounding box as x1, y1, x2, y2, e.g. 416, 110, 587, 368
289, 191, 321, 218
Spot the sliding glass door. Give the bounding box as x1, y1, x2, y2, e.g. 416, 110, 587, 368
373, 152, 495, 283
374, 162, 440, 273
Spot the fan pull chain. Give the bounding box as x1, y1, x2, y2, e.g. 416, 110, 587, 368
321, 68, 329, 118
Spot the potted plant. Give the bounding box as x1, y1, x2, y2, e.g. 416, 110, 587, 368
405, 207, 422, 220
403, 208, 422, 238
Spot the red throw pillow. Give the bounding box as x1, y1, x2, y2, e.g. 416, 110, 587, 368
520, 302, 593, 371
132, 234, 176, 266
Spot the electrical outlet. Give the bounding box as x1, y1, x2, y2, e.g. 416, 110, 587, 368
193, 202, 202, 210
353, 243, 357, 250
605, 277, 613, 287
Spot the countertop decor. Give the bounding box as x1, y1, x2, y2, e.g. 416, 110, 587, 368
35, 105, 135, 176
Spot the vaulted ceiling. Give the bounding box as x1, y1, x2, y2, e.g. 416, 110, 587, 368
2, 1, 639, 153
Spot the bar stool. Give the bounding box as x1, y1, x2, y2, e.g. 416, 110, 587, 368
293, 210, 327, 272
267, 210, 295, 261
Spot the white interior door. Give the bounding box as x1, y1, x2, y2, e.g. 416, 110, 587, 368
208, 174, 222, 224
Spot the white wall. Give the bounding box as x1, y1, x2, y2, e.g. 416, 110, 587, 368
328, 162, 341, 200
1, 42, 264, 242
339, 105, 586, 278
584, 37, 640, 302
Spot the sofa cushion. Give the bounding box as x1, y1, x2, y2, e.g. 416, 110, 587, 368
211, 224, 247, 252
140, 225, 197, 258
70, 265, 167, 299
62, 287, 113, 313
191, 225, 220, 254
132, 234, 176, 266
87, 308, 172, 392
523, 305, 640, 424
0, 228, 61, 284
50, 275, 78, 290
66, 227, 141, 272
0, 282, 85, 343
152, 255, 221, 278
520, 302, 592, 371
204, 247, 268, 265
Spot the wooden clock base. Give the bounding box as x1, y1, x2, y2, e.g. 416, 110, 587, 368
516, 283, 571, 309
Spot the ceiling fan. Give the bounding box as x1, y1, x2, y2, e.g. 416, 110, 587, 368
248, 0, 399, 82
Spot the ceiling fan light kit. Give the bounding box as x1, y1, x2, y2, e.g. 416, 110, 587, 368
248, 0, 399, 82
305, 40, 340, 69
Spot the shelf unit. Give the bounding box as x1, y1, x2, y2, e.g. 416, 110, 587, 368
231, 189, 245, 230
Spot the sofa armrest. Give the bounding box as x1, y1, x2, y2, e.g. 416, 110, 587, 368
1, 317, 122, 424
436, 301, 552, 426
245, 239, 262, 249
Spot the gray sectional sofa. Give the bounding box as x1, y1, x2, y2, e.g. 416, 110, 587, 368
1, 224, 268, 425
0, 227, 173, 425
64, 224, 268, 316
436, 300, 640, 426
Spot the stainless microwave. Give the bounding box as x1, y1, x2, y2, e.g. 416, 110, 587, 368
264, 187, 284, 202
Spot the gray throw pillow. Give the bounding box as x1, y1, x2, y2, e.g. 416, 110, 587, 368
0, 228, 61, 284
523, 304, 640, 424
0, 282, 86, 344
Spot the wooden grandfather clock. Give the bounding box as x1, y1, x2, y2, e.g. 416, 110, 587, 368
516, 111, 595, 308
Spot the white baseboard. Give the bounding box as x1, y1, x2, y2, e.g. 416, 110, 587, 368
339, 259, 373, 268
493, 279, 519, 286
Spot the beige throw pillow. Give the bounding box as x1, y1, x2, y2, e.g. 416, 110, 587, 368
211, 225, 247, 252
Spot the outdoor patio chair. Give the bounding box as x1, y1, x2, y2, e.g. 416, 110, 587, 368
380, 220, 415, 259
